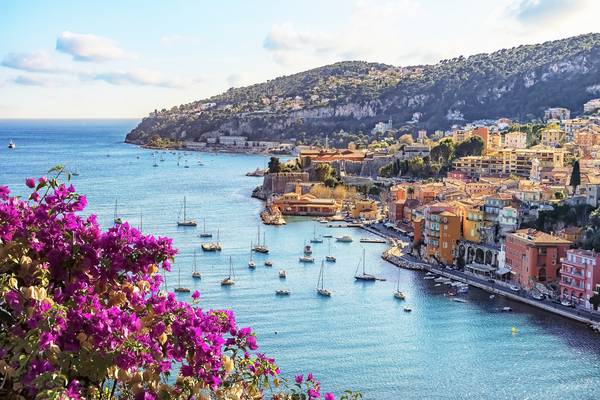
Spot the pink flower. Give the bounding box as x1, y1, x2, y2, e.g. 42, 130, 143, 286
25, 177, 35, 188
295, 374, 303, 384
325, 393, 335, 400
191, 290, 200, 300
307, 372, 314, 381
30, 191, 40, 202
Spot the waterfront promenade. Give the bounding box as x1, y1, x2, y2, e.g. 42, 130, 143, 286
368, 223, 600, 326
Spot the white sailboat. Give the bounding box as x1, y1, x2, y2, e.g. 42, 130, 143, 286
279, 270, 287, 278
174, 263, 190, 293
325, 238, 336, 262
354, 248, 376, 281
221, 256, 235, 286
310, 226, 323, 244
192, 249, 201, 279
153, 154, 158, 167
201, 228, 222, 251
248, 243, 256, 269
199, 217, 212, 238
177, 197, 197, 227
393, 272, 405, 300
316, 260, 332, 297
252, 226, 269, 253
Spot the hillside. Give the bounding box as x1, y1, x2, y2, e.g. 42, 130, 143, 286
126, 33, 600, 145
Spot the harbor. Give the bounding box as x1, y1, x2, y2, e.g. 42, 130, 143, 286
3, 120, 600, 399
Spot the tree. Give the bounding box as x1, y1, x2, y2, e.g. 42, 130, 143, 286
570, 159, 581, 196
398, 133, 414, 145
268, 156, 281, 173
0, 170, 332, 400
454, 136, 484, 158
590, 293, 600, 311
429, 138, 455, 165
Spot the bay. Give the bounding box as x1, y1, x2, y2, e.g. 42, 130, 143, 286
1, 119, 600, 399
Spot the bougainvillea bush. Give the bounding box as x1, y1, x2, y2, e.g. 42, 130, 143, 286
0, 167, 344, 400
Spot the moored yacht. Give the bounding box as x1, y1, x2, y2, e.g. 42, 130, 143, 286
354, 249, 376, 281
221, 257, 235, 286
177, 196, 197, 227
316, 260, 332, 297
8, 140, 16, 149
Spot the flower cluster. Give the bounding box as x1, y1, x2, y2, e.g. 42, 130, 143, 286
0, 168, 339, 400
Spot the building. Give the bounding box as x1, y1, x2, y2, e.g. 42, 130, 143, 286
372, 119, 393, 134
350, 199, 378, 220
503, 131, 527, 149
271, 184, 340, 216
472, 127, 489, 151
498, 206, 520, 235
452, 147, 565, 178
559, 249, 600, 308
417, 130, 427, 144
401, 144, 430, 159
540, 128, 565, 147
505, 229, 572, 289
218, 135, 248, 147
583, 98, 600, 114
424, 204, 462, 265
544, 107, 570, 122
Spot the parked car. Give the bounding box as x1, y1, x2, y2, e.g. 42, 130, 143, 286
509, 284, 520, 292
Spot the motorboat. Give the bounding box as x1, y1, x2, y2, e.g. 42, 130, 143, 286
8, 140, 16, 149
279, 270, 287, 278
452, 298, 467, 303
304, 244, 312, 255
336, 235, 353, 243
299, 256, 315, 263
275, 289, 290, 296
265, 260, 273, 267
501, 307, 512, 312
403, 306, 412, 312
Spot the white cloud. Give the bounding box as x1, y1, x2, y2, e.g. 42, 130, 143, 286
84, 68, 193, 88
56, 31, 132, 62
507, 0, 583, 23
1, 52, 59, 72
13, 75, 49, 86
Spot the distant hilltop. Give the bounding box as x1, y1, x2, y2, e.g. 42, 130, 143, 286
126, 33, 600, 145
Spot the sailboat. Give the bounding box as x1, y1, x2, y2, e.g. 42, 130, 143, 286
177, 197, 197, 227
354, 248, 376, 281
279, 270, 287, 278
174, 263, 191, 293
201, 228, 222, 251
199, 217, 212, 238
310, 226, 323, 244
248, 243, 256, 269
221, 256, 235, 286
325, 238, 336, 262
160, 153, 165, 162
192, 249, 201, 279
8, 140, 16, 149
70, 164, 80, 176
393, 273, 405, 300
184, 160, 190, 168
252, 226, 269, 253
153, 155, 159, 167
113, 199, 122, 224
316, 260, 332, 297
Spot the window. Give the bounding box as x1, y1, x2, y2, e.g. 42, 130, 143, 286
443, 242, 448, 249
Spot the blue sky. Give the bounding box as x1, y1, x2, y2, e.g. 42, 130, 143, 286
0, 0, 598, 118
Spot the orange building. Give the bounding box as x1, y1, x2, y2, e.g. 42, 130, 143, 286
272, 184, 340, 216
472, 127, 489, 151
505, 229, 571, 289
424, 204, 462, 265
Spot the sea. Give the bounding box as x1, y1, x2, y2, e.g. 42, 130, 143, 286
1, 119, 600, 399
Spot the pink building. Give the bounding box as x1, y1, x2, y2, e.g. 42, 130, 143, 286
559, 249, 600, 309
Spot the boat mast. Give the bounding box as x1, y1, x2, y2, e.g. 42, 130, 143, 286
362, 248, 366, 275
114, 199, 118, 220
183, 197, 187, 222
193, 249, 197, 273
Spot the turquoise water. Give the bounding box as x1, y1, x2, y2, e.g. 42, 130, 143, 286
1, 119, 600, 399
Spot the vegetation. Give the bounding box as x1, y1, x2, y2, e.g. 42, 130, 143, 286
535, 203, 593, 234
0, 169, 342, 400
268, 156, 281, 173
570, 159, 581, 195
127, 33, 600, 145
453, 136, 484, 158
309, 184, 358, 201
314, 163, 339, 187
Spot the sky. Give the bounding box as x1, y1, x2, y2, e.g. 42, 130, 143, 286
0, 0, 599, 118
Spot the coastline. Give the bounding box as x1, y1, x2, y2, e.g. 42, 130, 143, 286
368, 224, 600, 327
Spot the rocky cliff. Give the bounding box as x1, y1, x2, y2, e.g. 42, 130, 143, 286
126, 33, 600, 145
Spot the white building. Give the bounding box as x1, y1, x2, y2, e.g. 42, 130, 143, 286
218, 136, 247, 147
544, 107, 570, 122
417, 130, 427, 144
503, 131, 527, 149
372, 119, 393, 134
584, 99, 600, 114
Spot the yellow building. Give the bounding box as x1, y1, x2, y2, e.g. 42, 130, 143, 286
425, 204, 463, 265
350, 199, 378, 220
541, 128, 565, 147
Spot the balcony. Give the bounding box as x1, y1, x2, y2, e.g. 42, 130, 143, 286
561, 268, 584, 278
561, 279, 584, 290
